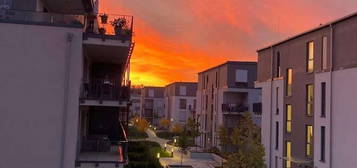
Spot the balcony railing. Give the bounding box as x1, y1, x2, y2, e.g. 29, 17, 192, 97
84, 13, 133, 41
80, 79, 130, 101
0, 9, 84, 27
222, 104, 248, 114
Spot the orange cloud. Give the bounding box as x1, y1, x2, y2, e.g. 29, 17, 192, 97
101, 0, 357, 86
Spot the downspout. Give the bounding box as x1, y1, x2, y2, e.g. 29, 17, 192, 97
60, 33, 74, 168
269, 46, 274, 168
329, 24, 334, 168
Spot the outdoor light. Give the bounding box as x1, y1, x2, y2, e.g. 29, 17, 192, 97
171, 148, 174, 157
174, 138, 177, 143
149, 125, 152, 128
154, 127, 157, 130
157, 152, 160, 159
164, 143, 167, 151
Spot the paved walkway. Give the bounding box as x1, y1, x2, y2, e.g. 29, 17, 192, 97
140, 129, 220, 168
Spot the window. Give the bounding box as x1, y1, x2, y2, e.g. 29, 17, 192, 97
253, 103, 262, 115
306, 125, 313, 156
286, 68, 293, 96
0, 0, 12, 9
286, 141, 292, 168
276, 52, 281, 77
322, 36, 328, 70
275, 122, 279, 150
321, 126, 326, 162
148, 89, 154, 97
179, 86, 187, 96
321, 82, 326, 117
307, 41, 314, 73
179, 99, 187, 109
235, 69, 248, 87
306, 84, 314, 116
286, 104, 292, 133
276, 87, 279, 114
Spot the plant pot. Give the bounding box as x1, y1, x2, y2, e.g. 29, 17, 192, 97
114, 27, 123, 36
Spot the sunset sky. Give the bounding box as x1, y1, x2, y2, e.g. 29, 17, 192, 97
101, 0, 357, 86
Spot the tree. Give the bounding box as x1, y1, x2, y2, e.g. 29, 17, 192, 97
224, 112, 265, 168
171, 123, 183, 135
186, 117, 200, 138
136, 118, 149, 132
218, 126, 230, 154
178, 130, 189, 166
159, 118, 170, 130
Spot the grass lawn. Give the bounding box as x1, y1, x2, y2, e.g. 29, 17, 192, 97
128, 126, 148, 139
125, 141, 172, 168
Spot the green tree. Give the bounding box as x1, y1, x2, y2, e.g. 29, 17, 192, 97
224, 112, 265, 168
171, 123, 183, 135
186, 117, 200, 138
178, 131, 189, 166
159, 118, 170, 130
218, 126, 230, 154
136, 118, 149, 133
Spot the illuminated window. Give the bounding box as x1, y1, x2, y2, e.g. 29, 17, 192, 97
322, 36, 328, 70
306, 84, 314, 116
286, 69, 293, 96
286, 141, 292, 168
307, 41, 314, 72
286, 104, 292, 133
306, 125, 313, 156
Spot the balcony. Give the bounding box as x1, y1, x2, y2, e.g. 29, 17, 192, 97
80, 79, 130, 106
84, 14, 133, 42
222, 104, 248, 114
0, 9, 84, 27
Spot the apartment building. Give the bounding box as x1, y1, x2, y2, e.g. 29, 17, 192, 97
0, 0, 134, 168
256, 12, 357, 168
196, 61, 262, 150
141, 87, 165, 126
164, 82, 197, 125
130, 86, 142, 117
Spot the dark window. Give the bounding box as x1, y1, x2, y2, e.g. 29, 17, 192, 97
276, 87, 279, 114
179, 99, 187, 109
321, 126, 326, 162
253, 103, 262, 115
275, 122, 279, 150
321, 82, 326, 117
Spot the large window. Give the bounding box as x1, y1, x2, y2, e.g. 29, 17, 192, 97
286, 104, 292, 133
306, 84, 314, 116
322, 36, 328, 70
235, 69, 248, 87
275, 122, 279, 150
306, 125, 313, 156
307, 41, 314, 73
179, 86, 187, 96
321, 126, 326, 162
321, 82, 326, 117
179, 99, 187, 109
286, 68, 293, 96
286, 141, 292, 168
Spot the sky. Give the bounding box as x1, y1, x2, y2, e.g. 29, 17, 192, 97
100, 0, 357, 86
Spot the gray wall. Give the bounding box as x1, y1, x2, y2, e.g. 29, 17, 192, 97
0, 22, 83, 168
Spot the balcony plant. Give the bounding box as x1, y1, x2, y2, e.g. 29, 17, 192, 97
99, 13, 108, 24
110, 17, 128, 36
98, 27, 106, 35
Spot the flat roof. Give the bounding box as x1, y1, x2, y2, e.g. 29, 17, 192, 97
198, 61, 257, 74
165, 82, 197, 87
257, 11, 357, 52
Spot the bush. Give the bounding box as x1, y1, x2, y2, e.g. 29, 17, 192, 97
128, 126, 148, 139
156, 131, 177, 140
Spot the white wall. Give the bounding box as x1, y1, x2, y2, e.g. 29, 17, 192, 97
314, 72, 331, 168
170, 96, 196, 124
330, 68, 357, 168
0, 23, 82, 168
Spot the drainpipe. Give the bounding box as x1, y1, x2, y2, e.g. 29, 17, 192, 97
268, 46, 274, 168
60, 33, 74, 168
328, 24, 334, 168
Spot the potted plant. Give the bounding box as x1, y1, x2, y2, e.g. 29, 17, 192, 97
98, 27, 106, 35
99, 13, 108, 24
110, 17, 127, 36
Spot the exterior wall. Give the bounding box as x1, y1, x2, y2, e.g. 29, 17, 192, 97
0, 22, 82, 168
196, 62, 261, 150
140, 87, 165, 125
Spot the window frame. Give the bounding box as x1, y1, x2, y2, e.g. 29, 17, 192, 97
286, 104, 292, 133
306, 125, 313, 157
306, 84, 314, 116
286, 68, 293, 96
307, 41, 314, 73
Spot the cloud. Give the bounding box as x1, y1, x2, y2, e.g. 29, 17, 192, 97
101, 0, 357, 86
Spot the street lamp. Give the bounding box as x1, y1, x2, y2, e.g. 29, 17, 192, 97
157, 152, 160, 159
164, 143, 167, 151
171, 148, 174, 157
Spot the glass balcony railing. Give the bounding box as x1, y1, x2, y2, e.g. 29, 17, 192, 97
222, 104, 248, 113
80, 79, 130, 101
0, 9, 84, 27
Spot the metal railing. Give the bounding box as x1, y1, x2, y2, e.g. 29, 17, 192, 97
222, 104, 248, 113
80, 79, 130, 101
84, 13, 133, 41
0, 9, 84, 27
